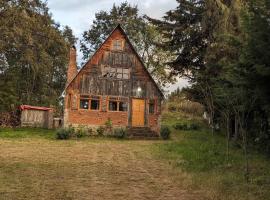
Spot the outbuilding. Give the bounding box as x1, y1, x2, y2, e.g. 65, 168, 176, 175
20, 105, 53, 129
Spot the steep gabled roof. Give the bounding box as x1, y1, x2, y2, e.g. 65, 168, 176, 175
65, 24, 164, 98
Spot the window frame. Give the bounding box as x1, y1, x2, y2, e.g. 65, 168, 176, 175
112, 39, 124, 51
79, 98, 89, 110
148, 99, 156, 114
107, 96, 128, 112
78, 95, 101, 111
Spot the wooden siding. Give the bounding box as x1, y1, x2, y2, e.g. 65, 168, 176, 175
67, 28, 162, 100
21, 110, 53, 128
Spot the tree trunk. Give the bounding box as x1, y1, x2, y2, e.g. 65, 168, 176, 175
241, 127, 249, 183
226, 116, 230, 163
233, 115, 239, 142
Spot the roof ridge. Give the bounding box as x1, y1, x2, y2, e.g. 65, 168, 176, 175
64, 24, 164, 98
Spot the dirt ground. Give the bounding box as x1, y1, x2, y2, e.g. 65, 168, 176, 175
0, 138, 204, 200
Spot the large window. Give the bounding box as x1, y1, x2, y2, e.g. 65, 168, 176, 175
79, 95, 100, 111
108, 97, 128, 112
112, 40, 123, 51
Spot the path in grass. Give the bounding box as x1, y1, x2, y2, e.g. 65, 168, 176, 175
0, 138, 204, 200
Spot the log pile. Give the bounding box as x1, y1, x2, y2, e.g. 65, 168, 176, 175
0, 110, 20, 127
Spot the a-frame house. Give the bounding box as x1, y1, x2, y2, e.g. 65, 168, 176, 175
64, 25, 163, 136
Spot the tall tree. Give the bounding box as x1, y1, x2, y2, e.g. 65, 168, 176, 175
0, 0, 74, 111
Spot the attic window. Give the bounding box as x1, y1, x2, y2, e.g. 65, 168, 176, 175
112, 40, 123, 51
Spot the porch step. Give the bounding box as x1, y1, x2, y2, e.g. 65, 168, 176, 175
127, 127, 159, 139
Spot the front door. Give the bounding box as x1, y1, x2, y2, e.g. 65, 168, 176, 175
132, 99, 145, 127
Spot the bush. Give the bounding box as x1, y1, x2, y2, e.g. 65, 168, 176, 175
160, 126, 171, 140
86, 127, 94, 136
113, 128, 126, 139
75, 127, 87, 138
104, 118, 113, 135
174, 123, 188, 130
189, 123, 199, 130
56, 127, 74, 140
97, 126, 105, 136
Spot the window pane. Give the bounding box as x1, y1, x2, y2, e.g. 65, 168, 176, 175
117, 73, 122, 79
149, 100, 155, 114
91, 100, 100, 110
113, 40, 122, 50
110, 68, 116, 73
109, 101, 118, 111
119, 102, 128, 111
80, 99, 89, 109
117, 68, 122, 73
123, 73, 129, 79
123, 69, 129, 74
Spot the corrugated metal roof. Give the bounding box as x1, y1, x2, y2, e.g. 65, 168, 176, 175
20, 105, 53, 111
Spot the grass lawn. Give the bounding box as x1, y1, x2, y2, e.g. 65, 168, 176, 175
0, 113, 269, 200
0, 127, 202, 200
156, 112, 270, 200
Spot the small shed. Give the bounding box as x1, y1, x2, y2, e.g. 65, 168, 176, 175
20, 105, 53, 129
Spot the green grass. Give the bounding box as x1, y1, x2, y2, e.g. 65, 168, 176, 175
0, 114, 270, 199
154, 111, 270, 200
0, 128, 56, 139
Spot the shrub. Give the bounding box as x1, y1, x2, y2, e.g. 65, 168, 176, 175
104, 118, 113, 135
113, 128, 126, 139
168, 103, 177, 112
189, 123, 199, 130
160, 126, 171, 140
75, 127, 87, 138
97, 126, 105, 136
86, 127, 94, 136
173, 123, 187, 130
56, 127, 74, 140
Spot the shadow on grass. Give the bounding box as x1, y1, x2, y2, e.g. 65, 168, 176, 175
0, 127, 56, 140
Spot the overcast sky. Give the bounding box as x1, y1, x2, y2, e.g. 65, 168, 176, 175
47, 0, 188, 93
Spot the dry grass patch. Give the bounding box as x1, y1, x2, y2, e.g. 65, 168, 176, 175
0, 138, 204, 200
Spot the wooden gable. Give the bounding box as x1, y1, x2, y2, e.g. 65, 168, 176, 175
66, 25, 163, 100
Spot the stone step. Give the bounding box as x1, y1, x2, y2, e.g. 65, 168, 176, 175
127, 127, 159, 139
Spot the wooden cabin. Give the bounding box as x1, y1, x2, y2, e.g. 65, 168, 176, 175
64, 25, 164, 136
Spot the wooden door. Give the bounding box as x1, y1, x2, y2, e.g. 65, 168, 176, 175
132, 99, 145, 127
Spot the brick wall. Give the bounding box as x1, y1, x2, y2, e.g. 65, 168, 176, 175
66, 46, 78, 85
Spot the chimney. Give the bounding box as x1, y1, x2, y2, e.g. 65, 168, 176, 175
66, 46, 78, 85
